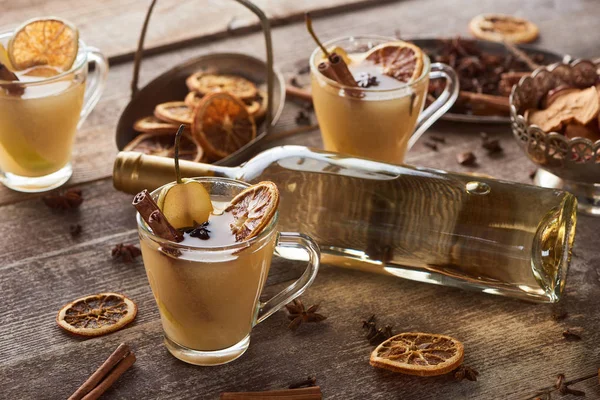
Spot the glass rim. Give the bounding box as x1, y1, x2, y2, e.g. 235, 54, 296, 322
136, 177, 279, 252
0, 30, 89, 85
309, 34, 431, 92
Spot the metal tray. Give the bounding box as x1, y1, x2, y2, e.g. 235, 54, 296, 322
411, 38, 567, 124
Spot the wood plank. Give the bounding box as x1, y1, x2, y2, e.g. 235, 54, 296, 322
0, 218, 599, 399
0, 0, 397, 61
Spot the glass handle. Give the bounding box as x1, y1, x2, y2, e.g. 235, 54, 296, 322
408, 62, 459, 150
78, 47, 109, 129
255, 232, 320, 325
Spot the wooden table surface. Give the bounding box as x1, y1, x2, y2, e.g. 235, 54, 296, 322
2, 1, 600, 399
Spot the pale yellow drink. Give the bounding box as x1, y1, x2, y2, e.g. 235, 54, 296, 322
139, 199, 276, 351
311, 39, 430, 164
0, 71, 85, 177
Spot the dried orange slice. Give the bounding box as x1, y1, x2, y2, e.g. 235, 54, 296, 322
133, 116, 179, 134
191, 92, 256, 160
244, 90, 267, 120
9, 18, 78, 71
0, 43, 15, 71
184, 91, 203, 109
186, 72, 257, 100
370, 333, 464, 376
365, 41, 424, 83
56, 292, 137, 337
124, 130, 203, 162
469, 14, 539, 44
22, 66, 61, 78
225, 181, 279, 241
154, 101, 193, 125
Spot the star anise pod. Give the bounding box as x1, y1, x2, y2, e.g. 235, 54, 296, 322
42, 188, 84, 210
361, 315, 394, 345
69, 224, 82, 237
453, 365, 479, 382
356, 72, 379, 88
285, 298, 327, 331
185, 221, 211, 240
111, 243, 141, 263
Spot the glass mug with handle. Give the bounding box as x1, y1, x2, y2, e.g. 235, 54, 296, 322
310, 36, 458, 164
0, 25, 108, 192
137, 178, 320, 365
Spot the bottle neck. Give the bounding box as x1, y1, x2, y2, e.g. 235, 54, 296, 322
112, 152, 239, 194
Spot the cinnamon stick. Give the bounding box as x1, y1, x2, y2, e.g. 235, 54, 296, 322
69, 343, 134, 400
132, 189, 183, 242
81, 352, 137, 400
459, 91, 510, 113
220, 386, 322, 399
0, 63, 24, 96
317, 61, 339, 82
328, 53, 357, 87
503, 41, 540, 71
286, 85, 313, 103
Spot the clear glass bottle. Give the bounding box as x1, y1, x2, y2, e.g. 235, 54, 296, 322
113, 145, 577, 303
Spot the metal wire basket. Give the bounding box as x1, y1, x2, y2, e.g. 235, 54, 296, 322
510, 60, 600, 215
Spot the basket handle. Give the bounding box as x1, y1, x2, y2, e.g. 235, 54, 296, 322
131, 0, 274, 132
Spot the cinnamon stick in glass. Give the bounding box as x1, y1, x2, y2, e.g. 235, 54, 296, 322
328, 53, 357, 87
317, 61, 339, 82
132, 189, 183, 242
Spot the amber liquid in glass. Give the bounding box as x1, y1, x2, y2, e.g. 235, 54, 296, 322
311, 52, 428, 164
140, 198, 276, 351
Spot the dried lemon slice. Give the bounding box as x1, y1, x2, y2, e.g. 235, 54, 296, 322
154, 101, 193, 125
469, 14, 539, 44
186, 72, 257, 100
370, 332, 464, 376
124, 130, 203, 162
225, 181, 279, 241
9, 18, 79, 71
56, 292, 137, 337
133, 116, 179, 134
365, 42, 424, 83
191, 92, 256, 161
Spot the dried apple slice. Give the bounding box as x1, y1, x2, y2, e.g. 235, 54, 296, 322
186, 72, 257, 100
157, 179, 213, 229
191, 92, 256, 160
370, 332, 464, 376
364, 42, 424, 83
225, 181, 279, 241
56, 292, 137, 337
9, 18, 79, 71
528, 86, 600, 132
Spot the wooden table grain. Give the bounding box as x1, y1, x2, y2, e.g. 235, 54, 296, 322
1, 1, 600, 399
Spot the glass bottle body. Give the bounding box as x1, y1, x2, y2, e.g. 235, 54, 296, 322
114, 146, 577, 303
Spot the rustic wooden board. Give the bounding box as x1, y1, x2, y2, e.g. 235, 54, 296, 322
2, 0, 600, 399
0, 214, 599, 399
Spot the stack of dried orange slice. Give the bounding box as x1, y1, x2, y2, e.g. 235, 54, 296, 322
126, 71, 266, 163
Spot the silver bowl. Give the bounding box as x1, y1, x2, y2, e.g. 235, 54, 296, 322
510, 60, 600, 215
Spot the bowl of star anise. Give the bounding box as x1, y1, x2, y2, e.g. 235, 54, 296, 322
510, 59, 600, 214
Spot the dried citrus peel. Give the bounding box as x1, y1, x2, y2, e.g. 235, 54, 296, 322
56, 292, 137, 337
225, 181, 279, 241
9, 18, 79, 71
370, 332, 464, 376
364, 42, 424, 83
